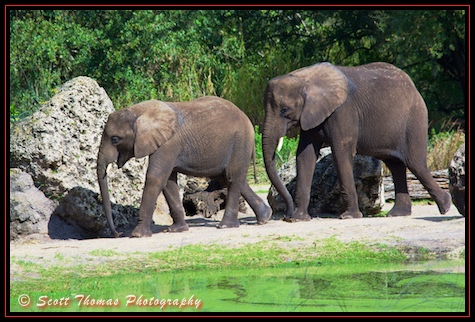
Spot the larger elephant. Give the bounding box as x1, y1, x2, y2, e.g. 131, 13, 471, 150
97, 96, 271, 237
262, 62, 451, 221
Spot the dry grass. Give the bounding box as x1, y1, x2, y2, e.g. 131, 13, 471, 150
427, 130, 465, 171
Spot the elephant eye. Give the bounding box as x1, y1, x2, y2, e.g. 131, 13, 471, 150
111, 136, 120, 145
280, 108, 289, 117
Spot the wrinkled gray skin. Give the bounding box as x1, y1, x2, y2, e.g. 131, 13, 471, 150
97, 96, 271, 237
262, 62, 451, 221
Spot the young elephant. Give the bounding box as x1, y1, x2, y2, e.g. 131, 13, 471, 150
97, 96, 272, 237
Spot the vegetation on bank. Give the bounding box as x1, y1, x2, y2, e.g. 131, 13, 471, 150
10, 9, 465, 128
8, 238, 426, 288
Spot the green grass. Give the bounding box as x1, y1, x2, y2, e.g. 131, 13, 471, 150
88, 249, 121, 257
10, 238, 408, 288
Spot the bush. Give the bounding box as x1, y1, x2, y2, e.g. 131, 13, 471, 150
10, 13, 100, 120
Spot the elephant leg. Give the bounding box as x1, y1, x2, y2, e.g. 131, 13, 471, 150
407, 160, 451, 215
287, 135, 320, 222
162, 172, 189, 233
383, 159, 412, 217
216, 172, 246, 228
332, 145, 363, 219
131, 176, 166, 237
216, 181, 241, 228
241, 183, 272, 225
131, 156, 174, 238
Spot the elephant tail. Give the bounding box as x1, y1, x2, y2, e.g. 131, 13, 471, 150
252, 144, 258, 184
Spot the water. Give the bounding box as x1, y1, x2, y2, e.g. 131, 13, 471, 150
133, 260, 465, 313
11, 260, 465, 313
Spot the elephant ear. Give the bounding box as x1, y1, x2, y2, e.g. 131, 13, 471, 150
132, 100, 178, 158
299, 63, 349, 131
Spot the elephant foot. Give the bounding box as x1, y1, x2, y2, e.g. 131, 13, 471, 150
283, 211, 311, 223
130, 225, 153, 238
256, 206, 272, 225
216, 219, 240, 229
339, 210, 363, 219
164, 223, 189, 233
387, 207, 411, 217
437, 192, 452, 215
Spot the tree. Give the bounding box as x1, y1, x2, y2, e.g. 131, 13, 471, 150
9, 8, 466, 128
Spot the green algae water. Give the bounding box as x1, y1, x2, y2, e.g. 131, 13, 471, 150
146, 260, 465, 313
11, 259, 465, 313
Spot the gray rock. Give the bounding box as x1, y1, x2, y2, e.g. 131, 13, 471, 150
268, 148, 384, 217
449, 143, 465, 216
10, 169, 57, 240
53, 186, 139, 237
10, 76, 170, 238
10, 76, 115, 198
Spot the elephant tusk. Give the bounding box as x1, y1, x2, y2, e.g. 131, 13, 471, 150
102, 163, 111, 180
277, 136, 284, 152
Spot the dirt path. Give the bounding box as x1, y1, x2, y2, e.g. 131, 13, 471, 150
10, 201, 465, 268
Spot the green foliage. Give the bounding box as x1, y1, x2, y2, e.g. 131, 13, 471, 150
10, 11, 100, 118
224, 47, 304, 127
9, 9, 465, 128
374, 10, 466, 122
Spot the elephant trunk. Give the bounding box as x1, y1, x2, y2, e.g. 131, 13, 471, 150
262, 122, 295, 217
97, 148, 121, 237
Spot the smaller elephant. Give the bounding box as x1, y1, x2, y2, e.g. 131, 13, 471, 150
97, 96, 272, 237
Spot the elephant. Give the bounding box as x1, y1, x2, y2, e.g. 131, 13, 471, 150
262, 62, 452, 221
97, 96, 272, 237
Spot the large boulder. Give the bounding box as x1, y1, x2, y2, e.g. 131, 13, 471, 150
448, 143, 465, 216
10, 169, 57, 241
10, 76, 170, 238
10, 76, 115, 197
268, 148, 385, 217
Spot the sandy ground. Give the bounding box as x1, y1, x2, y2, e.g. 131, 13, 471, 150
10, 197, 466, 269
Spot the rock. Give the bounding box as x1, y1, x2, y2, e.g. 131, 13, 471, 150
10, 76, 170, 238
10, 76, 115, 197
449, 143, 465, 216
52, 186, 144, 237
268, 148, 384, 217
10, 169, 57, 241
